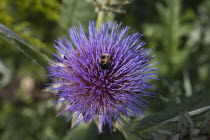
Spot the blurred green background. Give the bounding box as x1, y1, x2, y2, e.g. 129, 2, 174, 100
0, 0, 210, 140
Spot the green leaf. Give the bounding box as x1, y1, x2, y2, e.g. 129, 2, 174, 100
0, 23, 51, 69
132, 90, 210, 136
132, 106, 210, 138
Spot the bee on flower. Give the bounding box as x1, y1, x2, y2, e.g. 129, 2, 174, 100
47, 21, 157, 133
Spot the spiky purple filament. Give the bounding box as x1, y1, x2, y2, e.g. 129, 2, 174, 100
47, 21, 157, 133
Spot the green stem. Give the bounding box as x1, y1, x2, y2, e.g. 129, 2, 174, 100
96, 11, 104, 30
0, 23, 51, 70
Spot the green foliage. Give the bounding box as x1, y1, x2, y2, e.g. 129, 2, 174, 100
60, 0, 96, 32
0, 0, 61, 87
151, 110, 210, 140
0, 0, 60, 48
0, 23, 51, 69
0, 0, 210, 139
132, 90, 210, 136
143, 0, 195, 77
0, 100, 69, 140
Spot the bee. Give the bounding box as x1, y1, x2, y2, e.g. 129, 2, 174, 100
99, 53, 112, 70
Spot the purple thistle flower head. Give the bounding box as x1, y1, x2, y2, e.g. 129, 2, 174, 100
48, 21, 157, 133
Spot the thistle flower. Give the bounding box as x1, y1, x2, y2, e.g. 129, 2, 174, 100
48, 22, 157, 133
